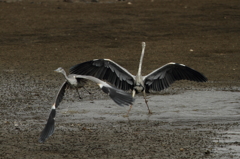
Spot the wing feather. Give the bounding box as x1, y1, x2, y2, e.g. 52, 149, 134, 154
55, 81, 68, 108
39, 81, 68, 143
143, 63, 207, 93
39, 108, 56, 143
101, 86, 135, 107
70, 59, 135, 91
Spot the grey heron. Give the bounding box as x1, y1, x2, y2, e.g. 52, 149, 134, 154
39, 67, 135, 143
69, 42, 207, 115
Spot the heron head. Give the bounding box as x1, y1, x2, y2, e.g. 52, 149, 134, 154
54, 67, 64, 73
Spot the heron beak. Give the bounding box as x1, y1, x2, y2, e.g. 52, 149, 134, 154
54, 68, 60, 72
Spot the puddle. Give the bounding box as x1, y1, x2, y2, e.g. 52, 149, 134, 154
1, 72, 240, 158
44, 89, 240, 158
214, 128, 240, 158
56, 90, 240, 124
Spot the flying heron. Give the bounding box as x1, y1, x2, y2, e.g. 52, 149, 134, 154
39, 67, 135, 143
69, 42, 207, 115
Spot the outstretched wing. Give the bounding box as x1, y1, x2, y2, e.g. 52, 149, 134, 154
70, 59, 135, 91
39, 81, 68, 143
39, 106, 56, 143
143, 62, 207, 93
101, 85, 135, 107
54, 81, 68, 108
75, 75, 134, 107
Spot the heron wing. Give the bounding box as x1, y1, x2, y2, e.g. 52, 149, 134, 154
55, 81, 68, 108
143, 62, 207, 93
69, 59, 135, 91
39, 107, 56, 143
39, 81, 68, 143
101, 85, 135, 107
75, 75, 106, 85
75, 75, 134, 106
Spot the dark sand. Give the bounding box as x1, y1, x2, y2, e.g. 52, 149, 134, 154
0, 0, 240, 158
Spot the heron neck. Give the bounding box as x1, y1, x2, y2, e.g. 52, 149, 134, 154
61, 70, 69, 80
137, 44, 145, 77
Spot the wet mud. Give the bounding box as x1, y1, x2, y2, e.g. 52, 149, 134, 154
0, 0, 240, 158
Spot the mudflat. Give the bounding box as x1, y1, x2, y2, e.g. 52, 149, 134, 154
0, 0, 240, 158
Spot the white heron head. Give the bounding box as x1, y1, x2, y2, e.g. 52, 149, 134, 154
54, 67, 65, 74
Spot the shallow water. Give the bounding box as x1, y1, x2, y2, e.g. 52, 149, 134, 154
1, 72, 240, 158
56, 90, 240, 123
53, 90, 240, 158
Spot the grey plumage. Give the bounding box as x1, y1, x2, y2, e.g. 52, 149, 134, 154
39, 109, 56, 143
70, 59, 135, 91
101, 86, 134, 106
69, 42, 207, 114
39, 67, 134, 143
143, 62, 207, 93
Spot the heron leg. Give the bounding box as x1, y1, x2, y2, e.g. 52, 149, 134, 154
126, 105, 133, 116
82, 86, 92, 95
75, 88, 82, 99
125, 90, 136, 117
143, 91, 152, 114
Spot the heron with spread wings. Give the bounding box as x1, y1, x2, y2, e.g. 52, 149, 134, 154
39, 67, 135, 143
70, 42, 207, 115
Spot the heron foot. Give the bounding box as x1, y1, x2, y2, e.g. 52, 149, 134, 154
148, 110, 153, 114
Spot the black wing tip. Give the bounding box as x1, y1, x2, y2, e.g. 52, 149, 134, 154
185, 65, 208, 82
109, 87, 134, 106
38, 122, 55, 143
193, 72, 208, 82
38, 130, 52, 143
171, 63, 208, 82
114, 96, 135, 107
102, 86, 134, 106
38, 137, 46, 143
201, 77, 208, 82
179, 66, 208, 83
38, 109, 56, 143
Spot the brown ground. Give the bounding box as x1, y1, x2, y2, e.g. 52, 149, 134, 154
0, 0, 240, 158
